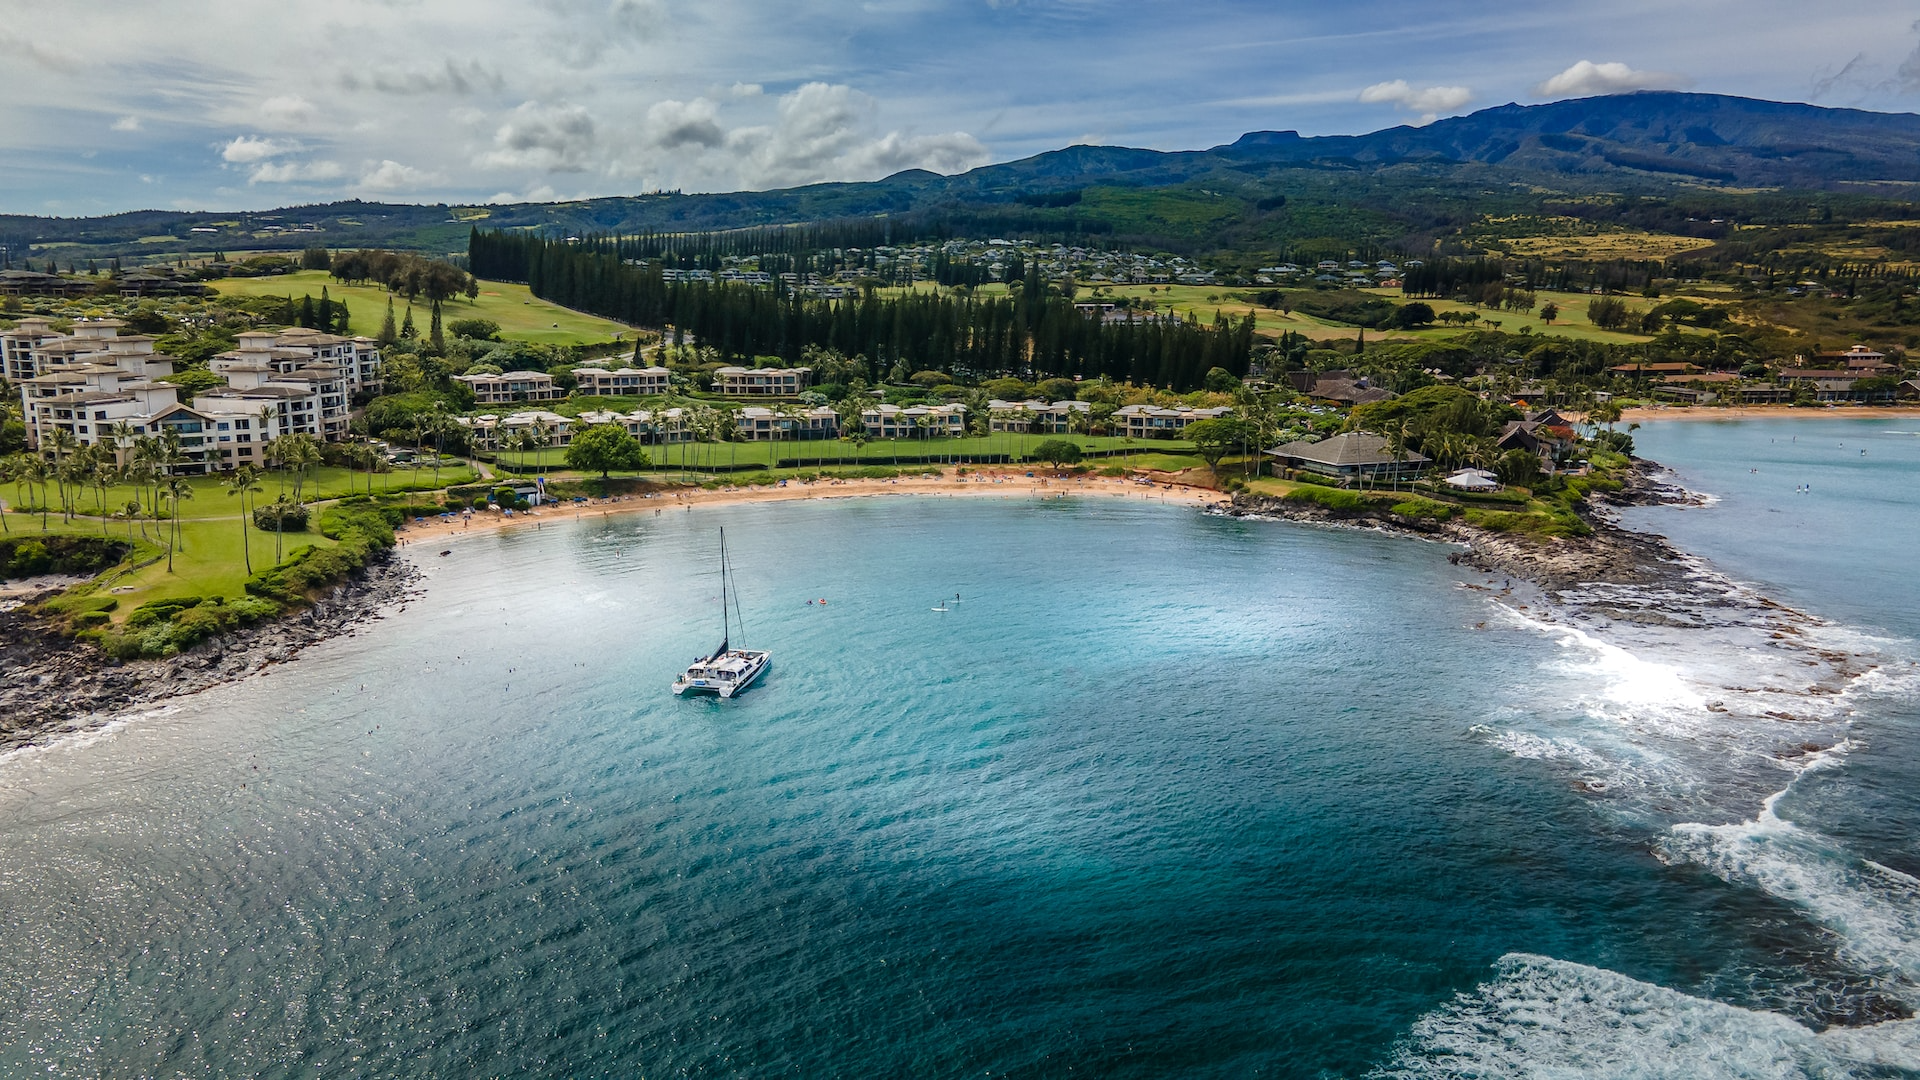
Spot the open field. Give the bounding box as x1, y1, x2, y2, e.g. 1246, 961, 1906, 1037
211, 271, 631, 346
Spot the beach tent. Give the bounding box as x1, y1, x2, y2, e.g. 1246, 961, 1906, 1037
1443, 469, 1500, 492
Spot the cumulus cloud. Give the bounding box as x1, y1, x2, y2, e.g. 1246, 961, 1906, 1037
715, 83, 987, 187
647, 98, 725, 149
358, 159, 441, 192
1358, 80, 1473, 124
477, 101, 597, 171
220, 135, 300, 163
248, 159, 345, 184
110, 115, 142, 132
1535, 60, 1689, 98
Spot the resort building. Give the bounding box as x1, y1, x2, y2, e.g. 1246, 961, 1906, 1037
1112, 404, 1233, 439
735, 405, 841, 441
573, 365, 672, 397
986, 399, 1089, 434
575, 407, 692, 443
454, 370, 561, 405
1264, 431, 1431, 486
859, 403, 969, 438
16, 320, 359, 470
206, 329, 383, 395
714, 366, 812, 396
0, 317, 63, 382
458, 410, 574, 453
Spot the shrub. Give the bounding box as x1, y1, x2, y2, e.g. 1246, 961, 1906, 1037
1285, 486, 1368, 512
253, 500, 310, 532
1391, 497, 1457, 521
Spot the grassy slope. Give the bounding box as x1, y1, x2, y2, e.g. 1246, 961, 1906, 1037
210, 271, 630, 346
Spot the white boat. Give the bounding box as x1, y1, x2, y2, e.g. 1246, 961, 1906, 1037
672, 528, 770, 699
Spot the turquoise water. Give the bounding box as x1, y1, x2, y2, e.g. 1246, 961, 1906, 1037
1, 480, 1918, 1077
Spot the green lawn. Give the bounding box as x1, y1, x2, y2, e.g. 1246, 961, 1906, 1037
488, 434, 1199, 473
4, 464, 477, 520
6, 514, 337, 618
211, 271, 631, 346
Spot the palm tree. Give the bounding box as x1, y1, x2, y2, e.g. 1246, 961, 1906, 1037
422, 405, 452, 487
19, 453, 50, 531
108, 420, 139, 468
46, 427, 80, 520
87, 448, 116, 537
0, 453, 15, 533
225, 466, 262, 574
162, 476, 192, 572
282, 434, 321, 505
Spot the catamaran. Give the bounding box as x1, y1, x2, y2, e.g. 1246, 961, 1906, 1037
672, 528, 770, 699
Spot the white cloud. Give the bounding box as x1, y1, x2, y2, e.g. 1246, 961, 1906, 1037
1358, 80, 1473, 124
259, 95, 320, 128
358, 159, 441, 192
1535, 60, 1689, 98
220, 135, 300, 163
647, 98, 725, 149
110, 115, 142, 132
477, 101, 597, 172
247, 159, 345, 184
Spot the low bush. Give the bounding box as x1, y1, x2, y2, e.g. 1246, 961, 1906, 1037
0, 536, 131, 579
253, 500, 310, 532
1284, 486, 1370, 512
1391, 497, 1457, 521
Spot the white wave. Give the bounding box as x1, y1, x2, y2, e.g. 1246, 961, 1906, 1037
0, 705, 176, 773
1661, 790, 1920, 1002
1374, 953, 1920, 1079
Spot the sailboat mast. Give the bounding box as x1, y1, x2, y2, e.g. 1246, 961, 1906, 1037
720, 527, 730, 648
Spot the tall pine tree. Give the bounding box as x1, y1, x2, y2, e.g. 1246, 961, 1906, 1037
378, 298, 398, 345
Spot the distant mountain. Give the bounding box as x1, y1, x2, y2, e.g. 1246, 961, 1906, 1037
4, 93, 1917, 262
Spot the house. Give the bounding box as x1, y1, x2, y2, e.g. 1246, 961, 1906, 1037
1776, 369, 1861, 401
1264, 431, 1430, 486
1810, 345, 1891, 372
458, 410, 575, 453
1288, 370, 1394, 406
860, 403, 968, 438
714, 366, 811, 396
735, 405, 840, 441
987, 399, 1089, 434
454, 370, 560, 405
1609, 361, 1701, 377
575, 407, 691, 443
573, 365, 671, 397
1111, 404, 1232, 439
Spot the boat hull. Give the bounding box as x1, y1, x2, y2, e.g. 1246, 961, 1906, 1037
672, 651, 770, 699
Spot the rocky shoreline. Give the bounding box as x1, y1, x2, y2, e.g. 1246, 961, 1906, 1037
1225, 459, 1709, 602
0, 552, 421, 756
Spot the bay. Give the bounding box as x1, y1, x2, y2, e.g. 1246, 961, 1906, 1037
0, 482, 1915, 1077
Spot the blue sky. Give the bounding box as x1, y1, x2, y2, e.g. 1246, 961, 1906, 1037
3, 0, 1919, 214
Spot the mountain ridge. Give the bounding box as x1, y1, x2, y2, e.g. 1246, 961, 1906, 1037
4, 92, 1918, 261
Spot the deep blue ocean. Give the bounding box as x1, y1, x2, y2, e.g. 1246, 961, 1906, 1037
2, 421, 1919, 1078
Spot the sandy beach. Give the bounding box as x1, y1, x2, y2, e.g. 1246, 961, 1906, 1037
1622, 405, 1920, 422
395, 468, 1230, 548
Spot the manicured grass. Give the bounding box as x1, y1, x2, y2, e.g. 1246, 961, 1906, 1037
6, 465, 477, 521
8, 514, 336, 620
211, 270, 631, 346
488, 434, 1200, 473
